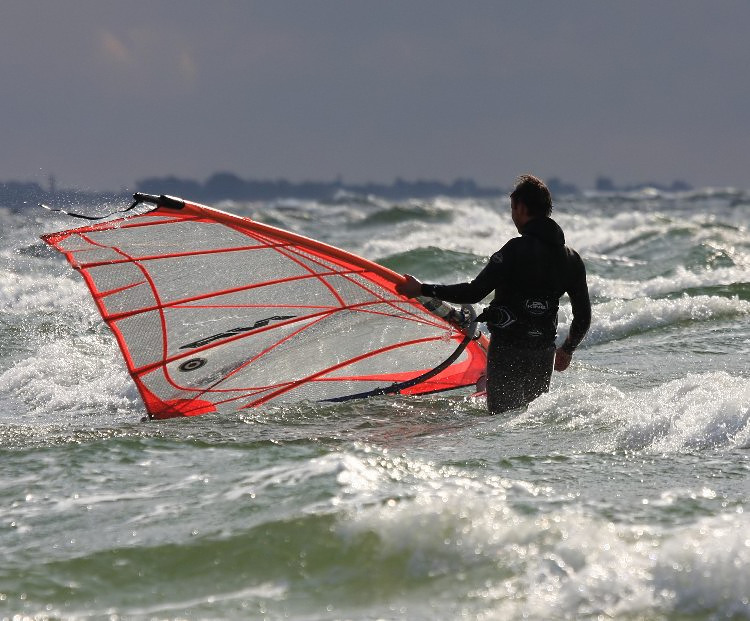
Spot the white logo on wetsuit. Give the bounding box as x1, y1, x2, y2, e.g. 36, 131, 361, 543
524, 299, 550, 316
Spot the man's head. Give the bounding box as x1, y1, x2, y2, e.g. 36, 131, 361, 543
509, 174, 553, 219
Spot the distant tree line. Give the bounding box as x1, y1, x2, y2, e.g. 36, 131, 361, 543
1, 173, 694, 210
134, 172, 506, 202
134, 172, 691, 201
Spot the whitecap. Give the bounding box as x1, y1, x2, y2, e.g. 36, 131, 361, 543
560, 295, 750, 346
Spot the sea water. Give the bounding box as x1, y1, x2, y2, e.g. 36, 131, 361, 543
0, 188, 748, 620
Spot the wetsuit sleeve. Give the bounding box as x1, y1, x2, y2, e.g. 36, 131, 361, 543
561, 251, 591, 354
420, 254, 502, 304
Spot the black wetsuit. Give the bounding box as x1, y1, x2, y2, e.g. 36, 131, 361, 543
421, 216, 591, 413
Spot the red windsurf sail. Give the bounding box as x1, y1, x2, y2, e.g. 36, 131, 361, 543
42, 194, 488, 419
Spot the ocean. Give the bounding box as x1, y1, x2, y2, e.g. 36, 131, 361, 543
1, 187, 748, 620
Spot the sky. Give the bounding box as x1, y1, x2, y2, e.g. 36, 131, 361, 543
3, 1, 749, 192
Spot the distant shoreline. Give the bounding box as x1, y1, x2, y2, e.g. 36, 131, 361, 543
1, 172, 696, 208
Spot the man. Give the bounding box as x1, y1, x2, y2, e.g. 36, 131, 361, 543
396, 174, 591, 414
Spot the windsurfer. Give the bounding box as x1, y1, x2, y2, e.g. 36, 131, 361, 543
396, 174, 591, 414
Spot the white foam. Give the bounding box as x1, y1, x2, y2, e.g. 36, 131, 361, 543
613, 372, 750, 452
336, 459, 750, 618
362, 199, 514, 263
560, 294, 750, 347
0, 269, 90, 314
556, 210, 669, 255
589, 265, 750, 300
529, 372, 750, 452
224, 451, 385, 508
560, 209, 750, 257
520, 508, 750, 619
0, 333, 136, 424
652, 511, 750, 617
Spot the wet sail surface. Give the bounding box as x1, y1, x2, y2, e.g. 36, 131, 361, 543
42, 201, 486, 418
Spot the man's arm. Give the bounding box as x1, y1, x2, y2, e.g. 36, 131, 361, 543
396, 241, 519, 303
397, 253, 501, 304
555, 251, 591, 372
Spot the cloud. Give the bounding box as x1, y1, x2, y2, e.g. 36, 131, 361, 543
94, 26, 198, 93
178, 49, 198, 83
98, 30, 131, 65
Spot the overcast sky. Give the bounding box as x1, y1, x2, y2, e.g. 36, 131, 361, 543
3, 1, 749, 191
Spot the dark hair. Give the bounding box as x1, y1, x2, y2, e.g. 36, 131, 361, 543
509, 174, 552, 217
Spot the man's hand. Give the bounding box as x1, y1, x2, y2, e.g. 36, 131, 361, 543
554, 347, 572, 372
395, 274, 423, 298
